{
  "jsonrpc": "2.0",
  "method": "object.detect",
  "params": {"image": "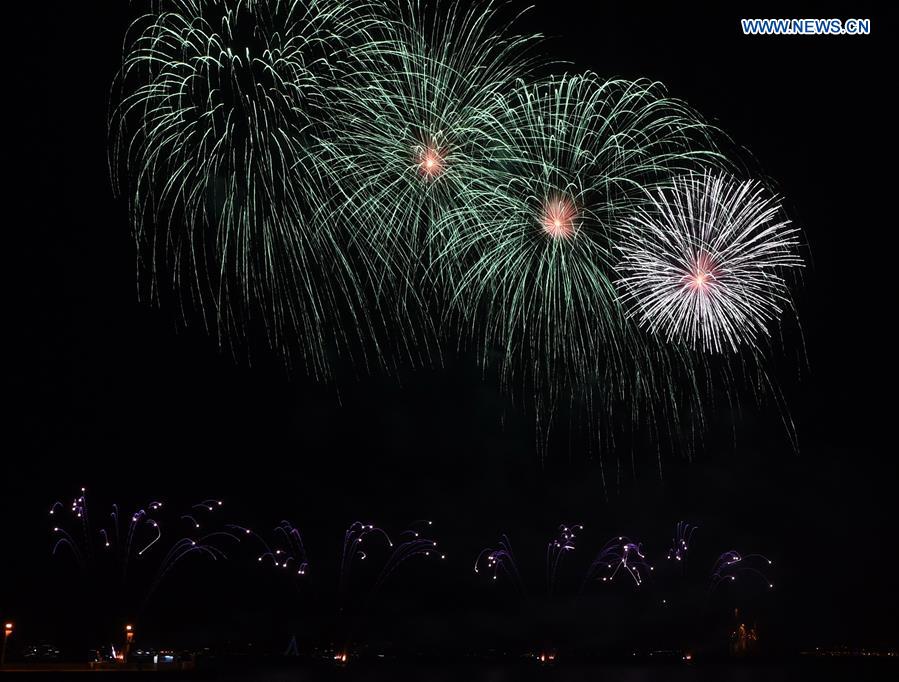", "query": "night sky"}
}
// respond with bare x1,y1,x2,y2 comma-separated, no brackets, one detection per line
5,1,894,658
